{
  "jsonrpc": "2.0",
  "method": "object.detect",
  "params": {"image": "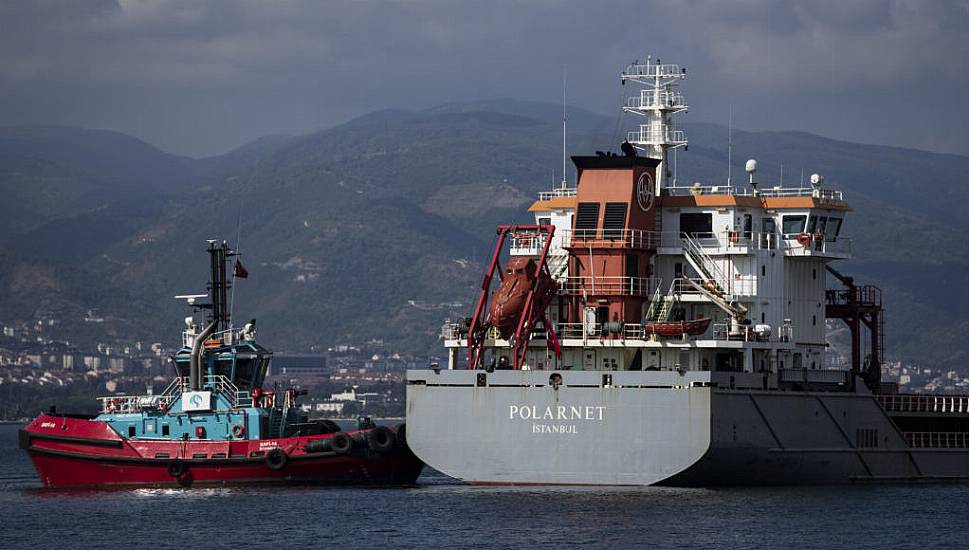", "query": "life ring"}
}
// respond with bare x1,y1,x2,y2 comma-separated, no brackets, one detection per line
366,426,397,454
265,448,288,471
231,424,245,438
329,432,353,455
796,232,811,247
166,459,187,478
